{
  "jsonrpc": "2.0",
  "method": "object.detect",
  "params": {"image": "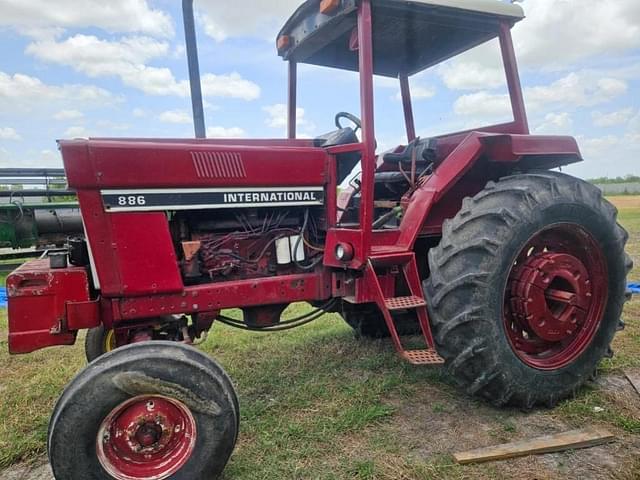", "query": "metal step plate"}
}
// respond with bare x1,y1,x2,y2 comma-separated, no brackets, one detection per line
385,295,426,310
403,349,445,365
